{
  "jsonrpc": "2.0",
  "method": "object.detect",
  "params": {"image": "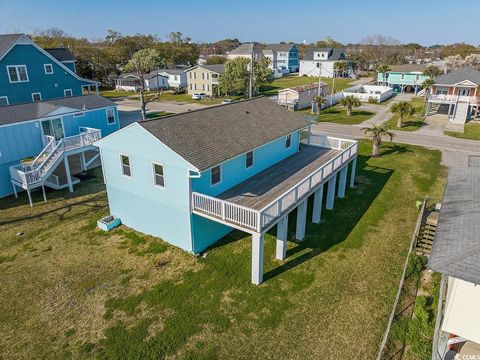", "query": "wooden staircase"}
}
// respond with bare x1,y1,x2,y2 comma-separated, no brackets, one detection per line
415,210,439,256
